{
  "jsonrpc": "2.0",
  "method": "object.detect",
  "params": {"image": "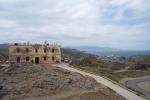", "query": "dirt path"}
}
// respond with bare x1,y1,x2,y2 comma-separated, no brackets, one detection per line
53,64,146,100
